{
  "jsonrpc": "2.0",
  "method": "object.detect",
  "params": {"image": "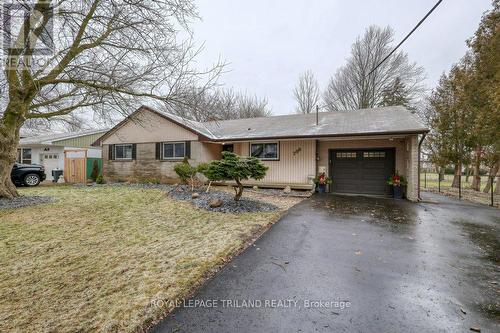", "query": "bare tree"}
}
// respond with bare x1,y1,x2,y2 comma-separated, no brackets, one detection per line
235,93,270,119
0,0,223,198
293,70,320,114
168,88,271,121
323,26,425,111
